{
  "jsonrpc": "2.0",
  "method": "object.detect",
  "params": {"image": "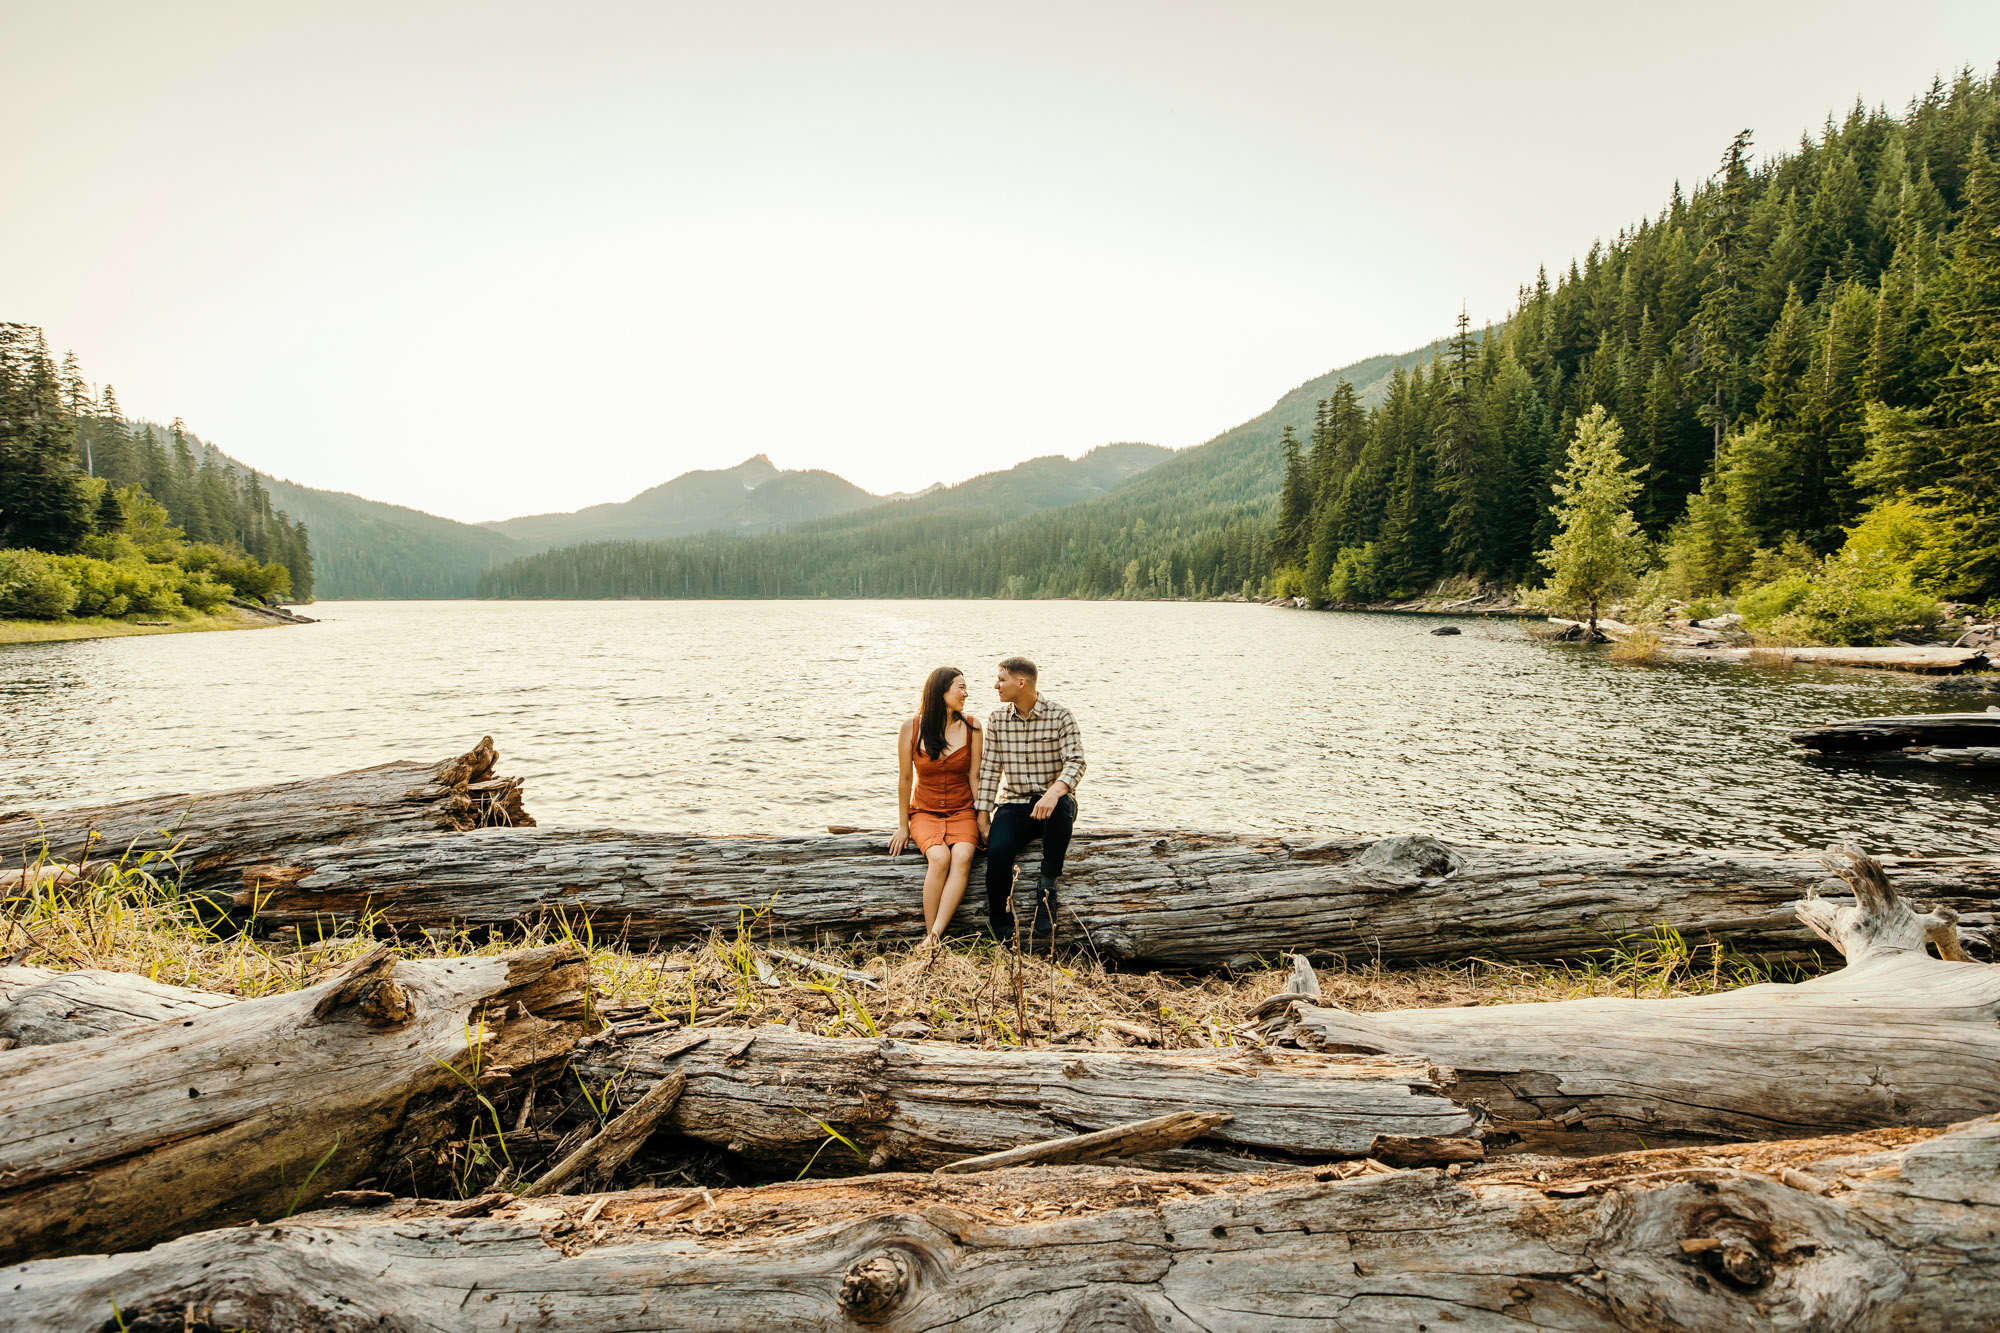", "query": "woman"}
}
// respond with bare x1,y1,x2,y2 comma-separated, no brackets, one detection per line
890,665,983,944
